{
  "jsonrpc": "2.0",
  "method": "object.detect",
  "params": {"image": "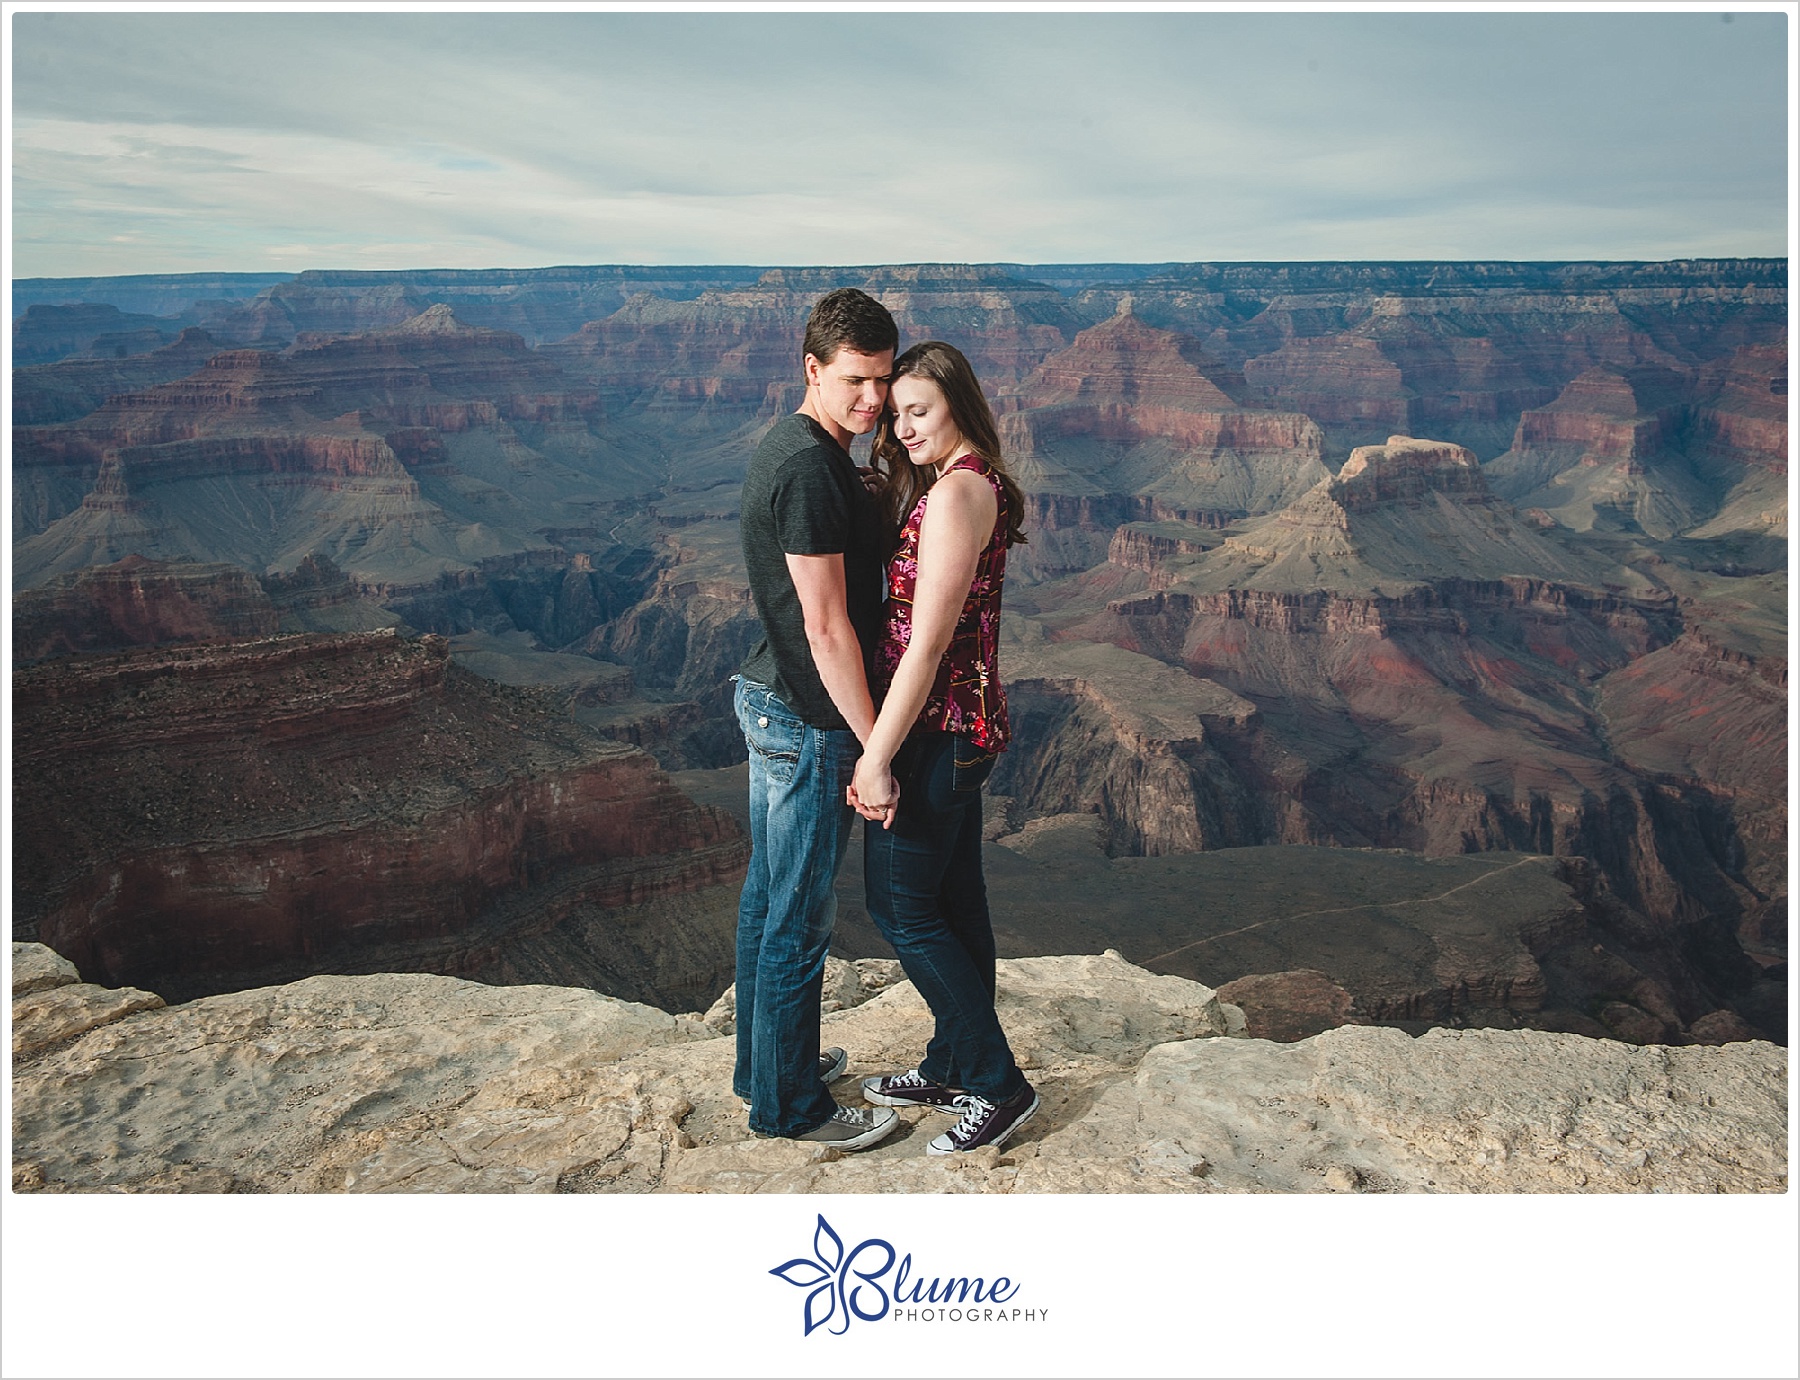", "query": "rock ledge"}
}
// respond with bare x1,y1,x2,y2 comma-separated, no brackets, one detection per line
10,942,1785,1194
